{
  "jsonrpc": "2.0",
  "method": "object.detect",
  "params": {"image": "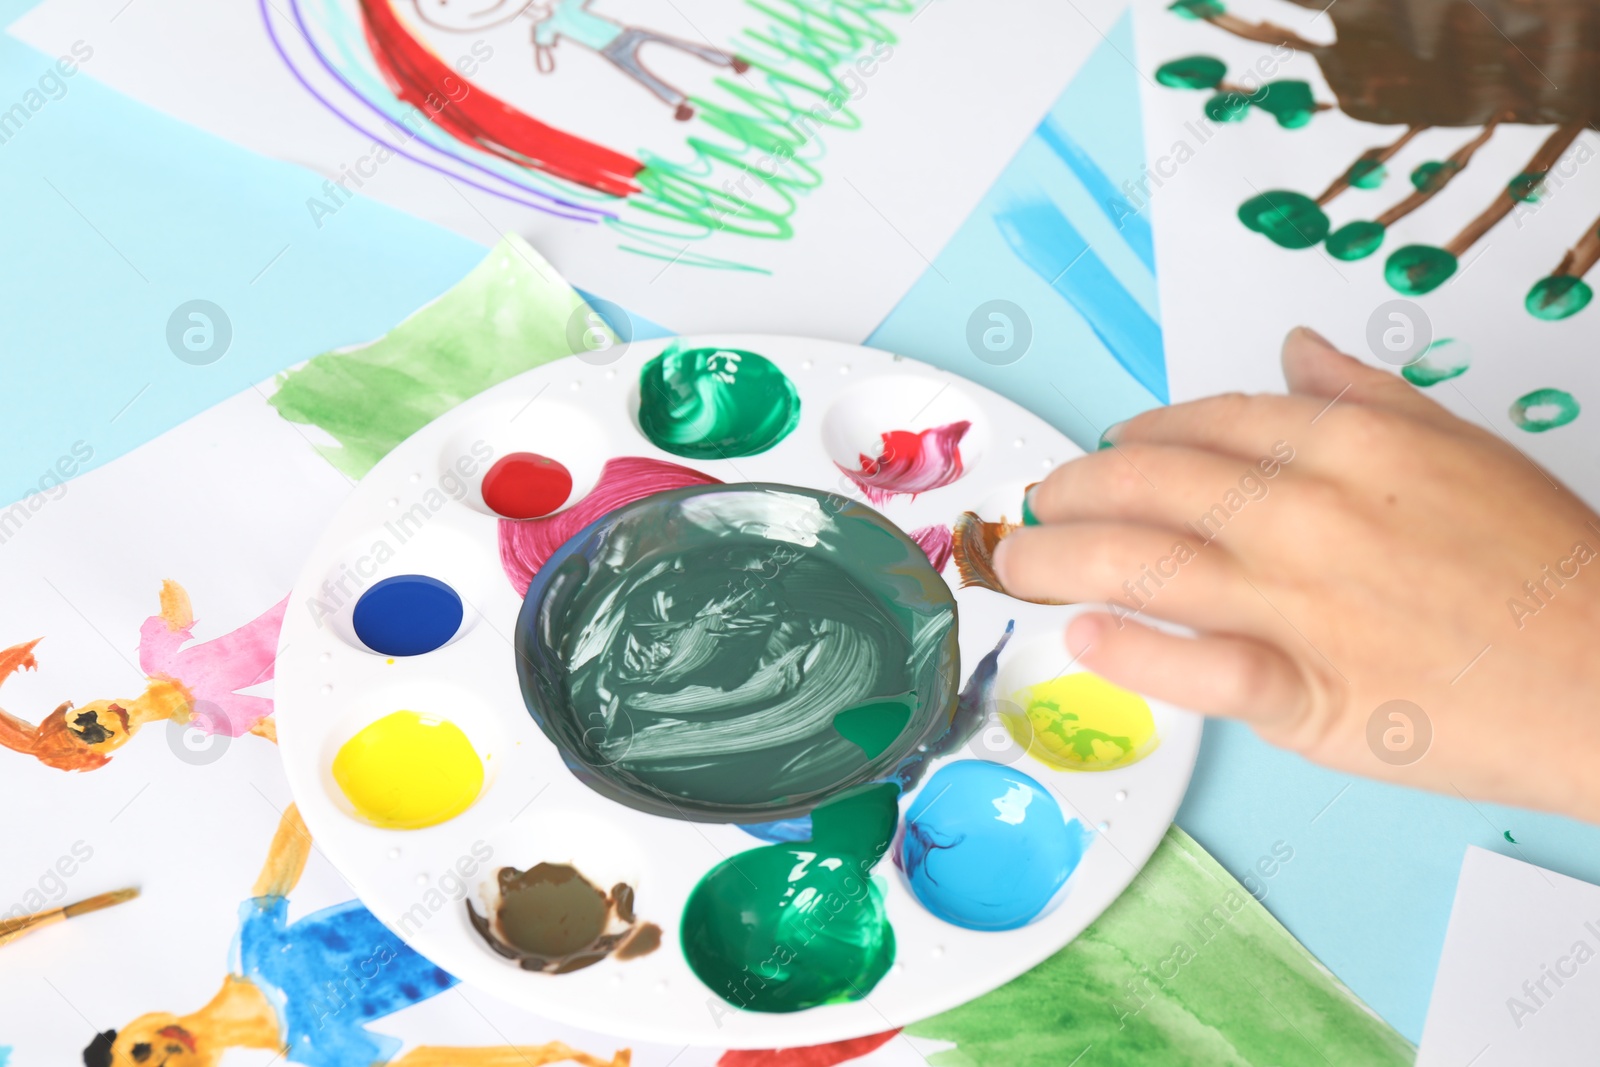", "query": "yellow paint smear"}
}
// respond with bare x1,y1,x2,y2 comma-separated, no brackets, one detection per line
1005,673,1158,772
332,710,484,829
